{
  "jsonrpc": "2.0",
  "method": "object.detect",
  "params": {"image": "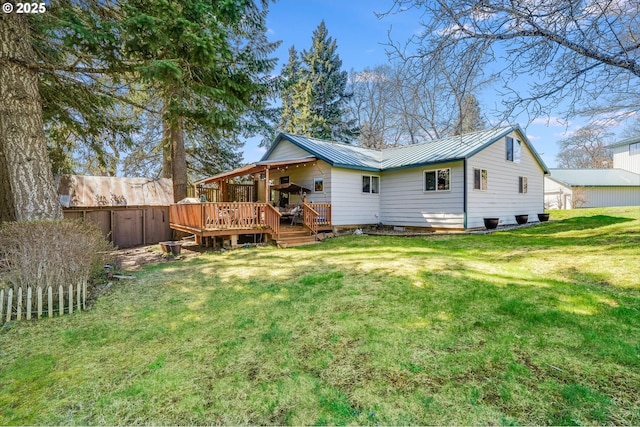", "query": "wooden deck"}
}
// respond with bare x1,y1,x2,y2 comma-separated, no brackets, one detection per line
169,202,332,241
